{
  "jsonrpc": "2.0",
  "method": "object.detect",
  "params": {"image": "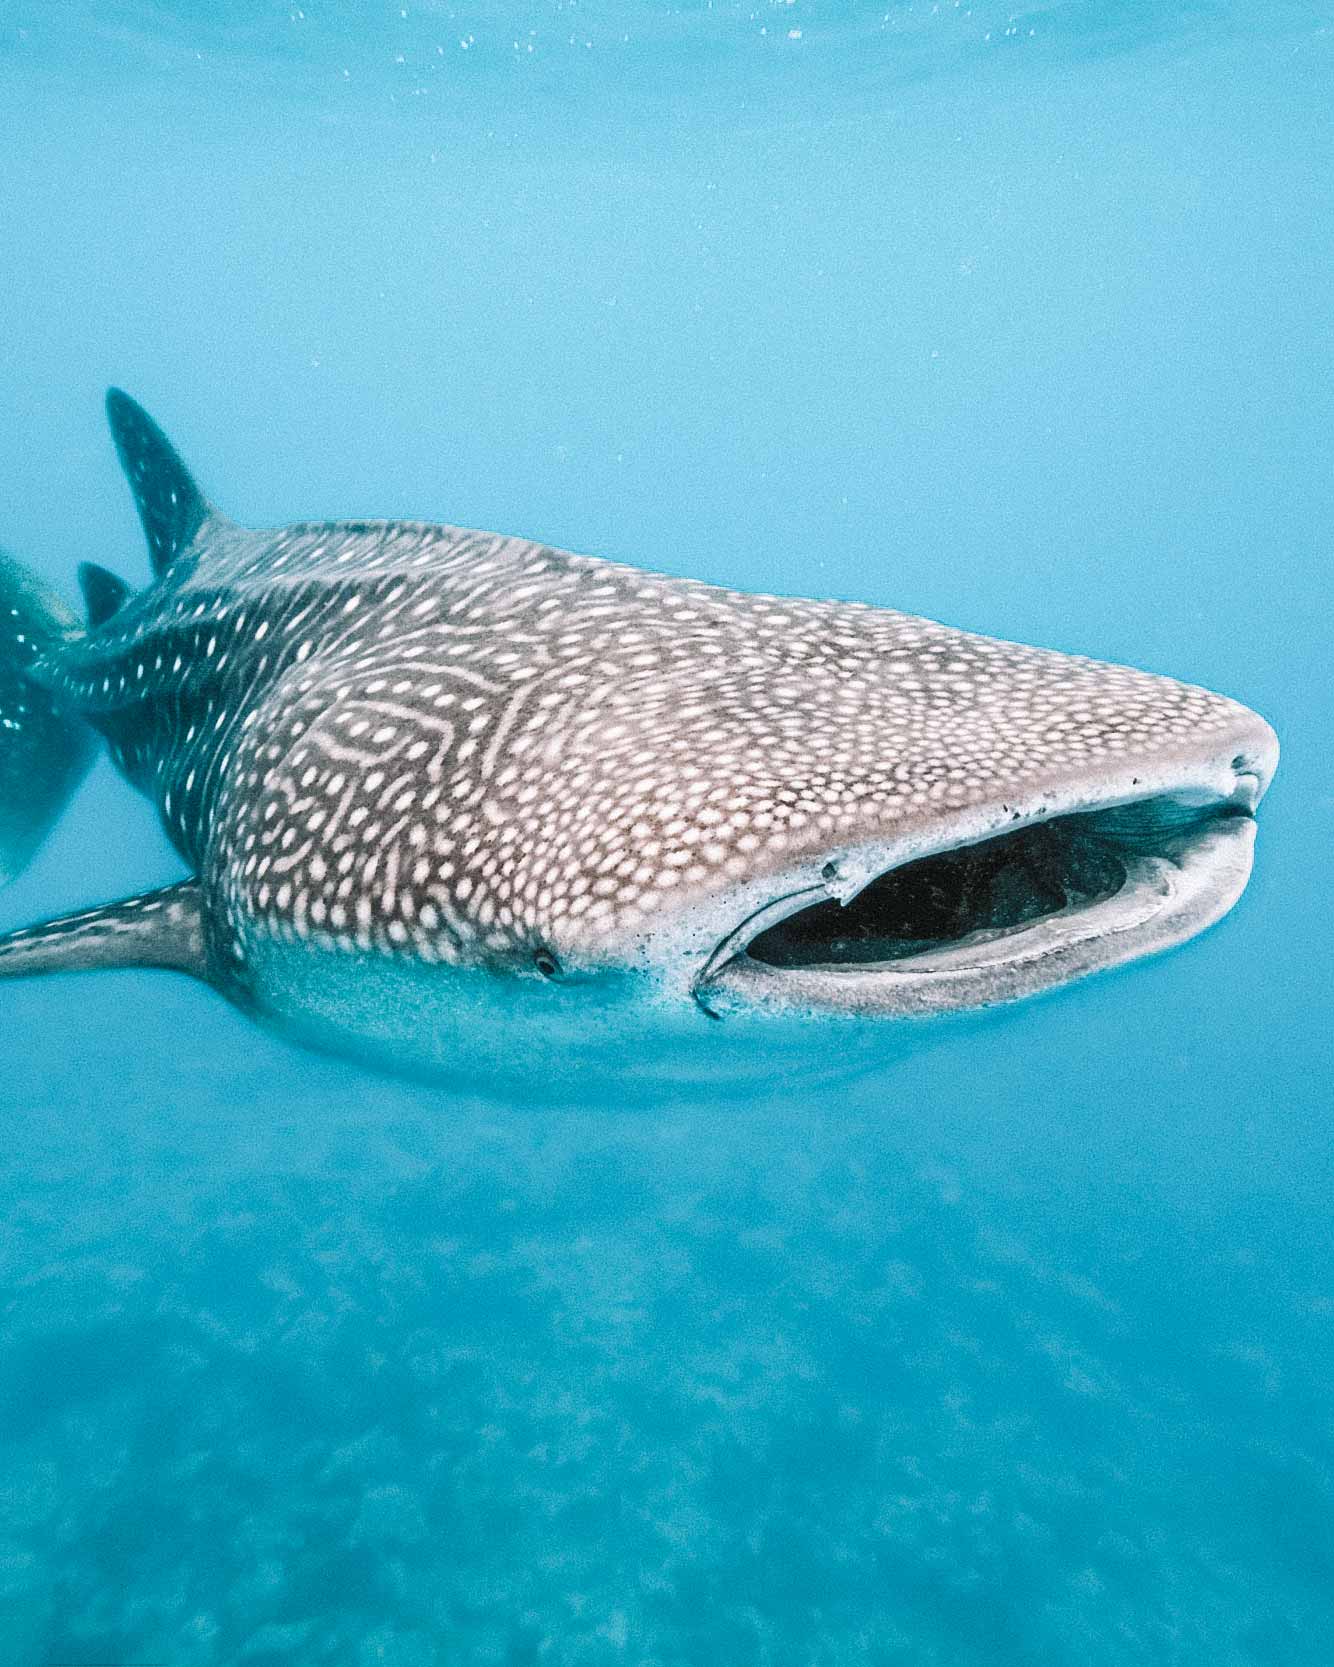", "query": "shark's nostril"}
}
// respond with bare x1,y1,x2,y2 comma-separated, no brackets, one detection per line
1232,755,1249,773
